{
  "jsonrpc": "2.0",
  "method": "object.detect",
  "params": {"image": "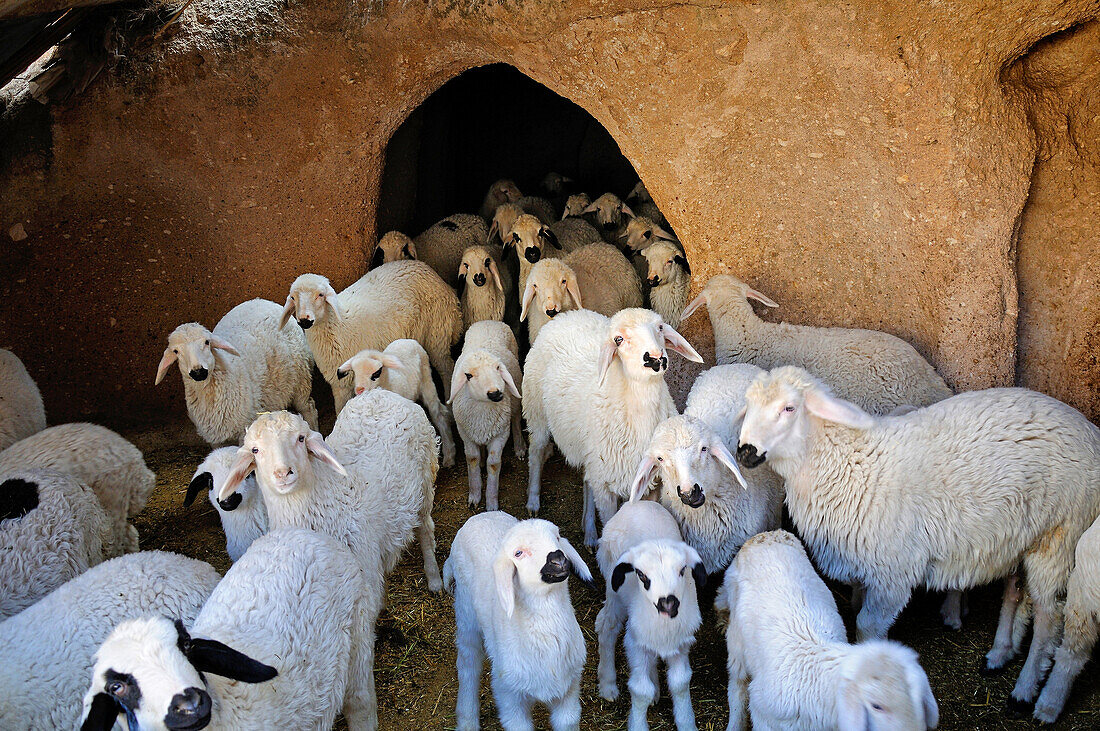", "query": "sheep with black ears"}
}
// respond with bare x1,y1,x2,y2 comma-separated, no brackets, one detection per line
457,244,509,329
641,240,691,329
479,178,523,221
184,446,268,562
0,550,219,730
414,214,491,289
337,339,457,469
156,298,318,445
584,192,634,246
720,530,938,731
450,321,525,511
0,468,109,619
0,422,155,557
736,366,1100,710
523,308,703,547
0,348,45,451
596,500,705,730
505,212,565,293
81,528,363,731
281,262,462,411
681,274,952,415
368,230,417,271
444,512,592,731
